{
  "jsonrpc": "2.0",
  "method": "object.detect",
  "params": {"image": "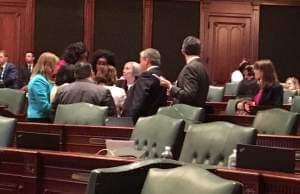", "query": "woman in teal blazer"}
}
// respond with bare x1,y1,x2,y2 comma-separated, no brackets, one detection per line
27,52,59,122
